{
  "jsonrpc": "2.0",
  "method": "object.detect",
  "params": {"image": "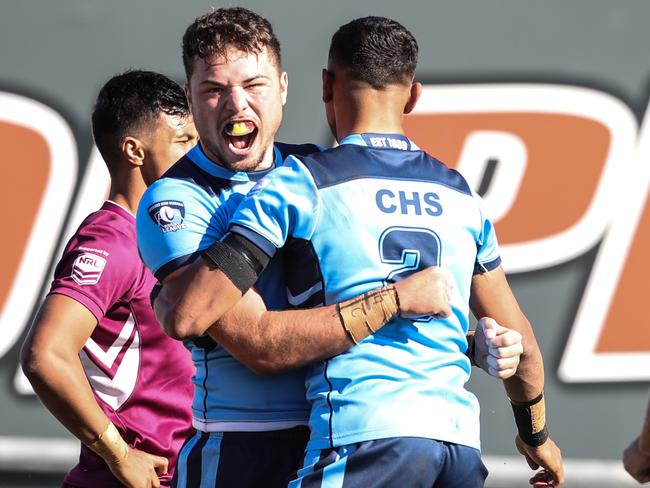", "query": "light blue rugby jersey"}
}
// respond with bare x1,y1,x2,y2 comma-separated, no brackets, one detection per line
136,142,322,429
228,133,501,450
